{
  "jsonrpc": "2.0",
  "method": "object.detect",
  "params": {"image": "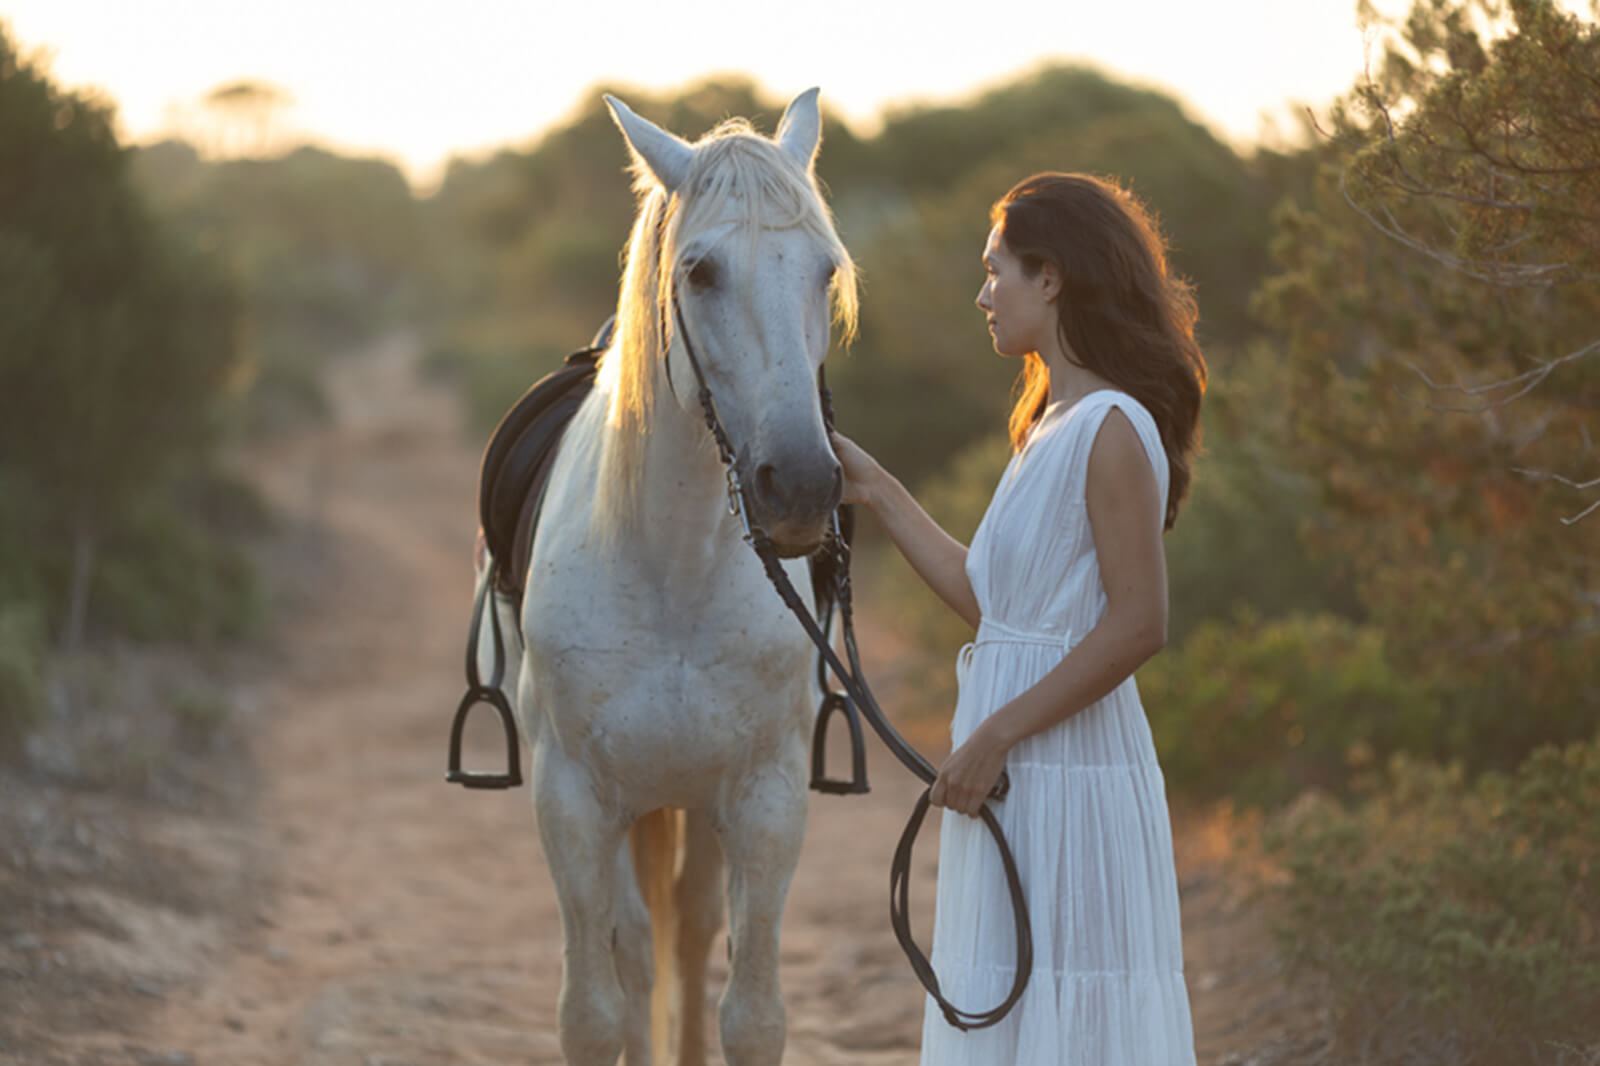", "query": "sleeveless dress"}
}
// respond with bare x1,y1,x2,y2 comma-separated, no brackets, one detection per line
918,390,1196,1066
